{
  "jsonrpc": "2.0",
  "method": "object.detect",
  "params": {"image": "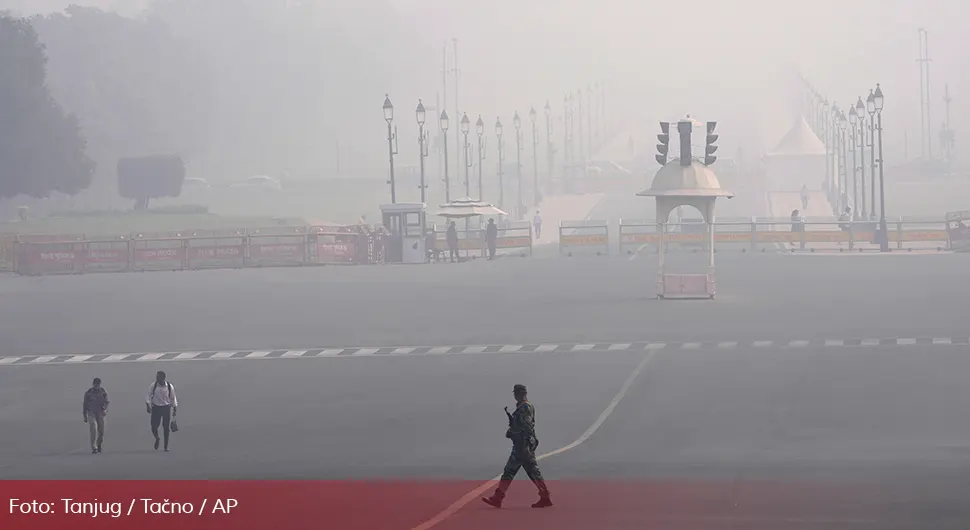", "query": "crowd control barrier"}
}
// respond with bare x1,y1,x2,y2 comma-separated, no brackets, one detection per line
10,225,390,276
496,222,533,256
559,220,609,256
617,218,952,253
